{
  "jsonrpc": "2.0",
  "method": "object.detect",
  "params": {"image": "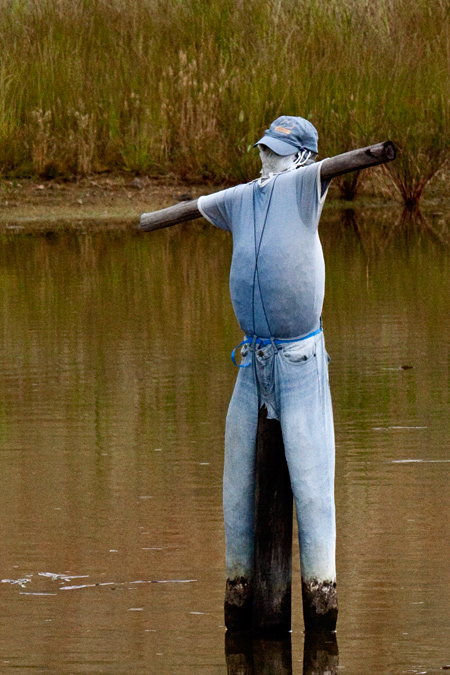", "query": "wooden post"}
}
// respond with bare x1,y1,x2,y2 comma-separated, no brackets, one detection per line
139,141,396,232
253,406,293,635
